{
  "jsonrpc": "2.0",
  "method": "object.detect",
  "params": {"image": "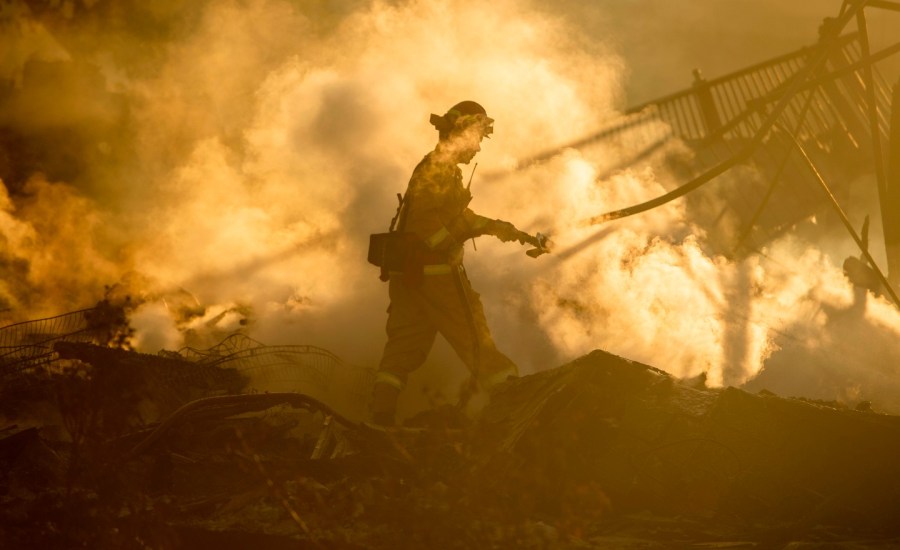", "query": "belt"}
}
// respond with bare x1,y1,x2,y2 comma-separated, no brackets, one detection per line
424,263,453,275
389,263,462,277
420,250,449,264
